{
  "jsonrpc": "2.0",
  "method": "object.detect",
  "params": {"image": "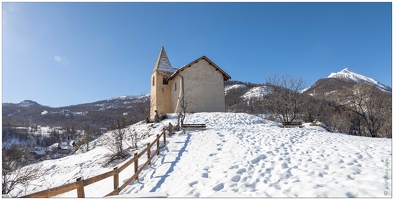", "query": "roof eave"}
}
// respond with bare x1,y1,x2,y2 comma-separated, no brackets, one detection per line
168,55,231,81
